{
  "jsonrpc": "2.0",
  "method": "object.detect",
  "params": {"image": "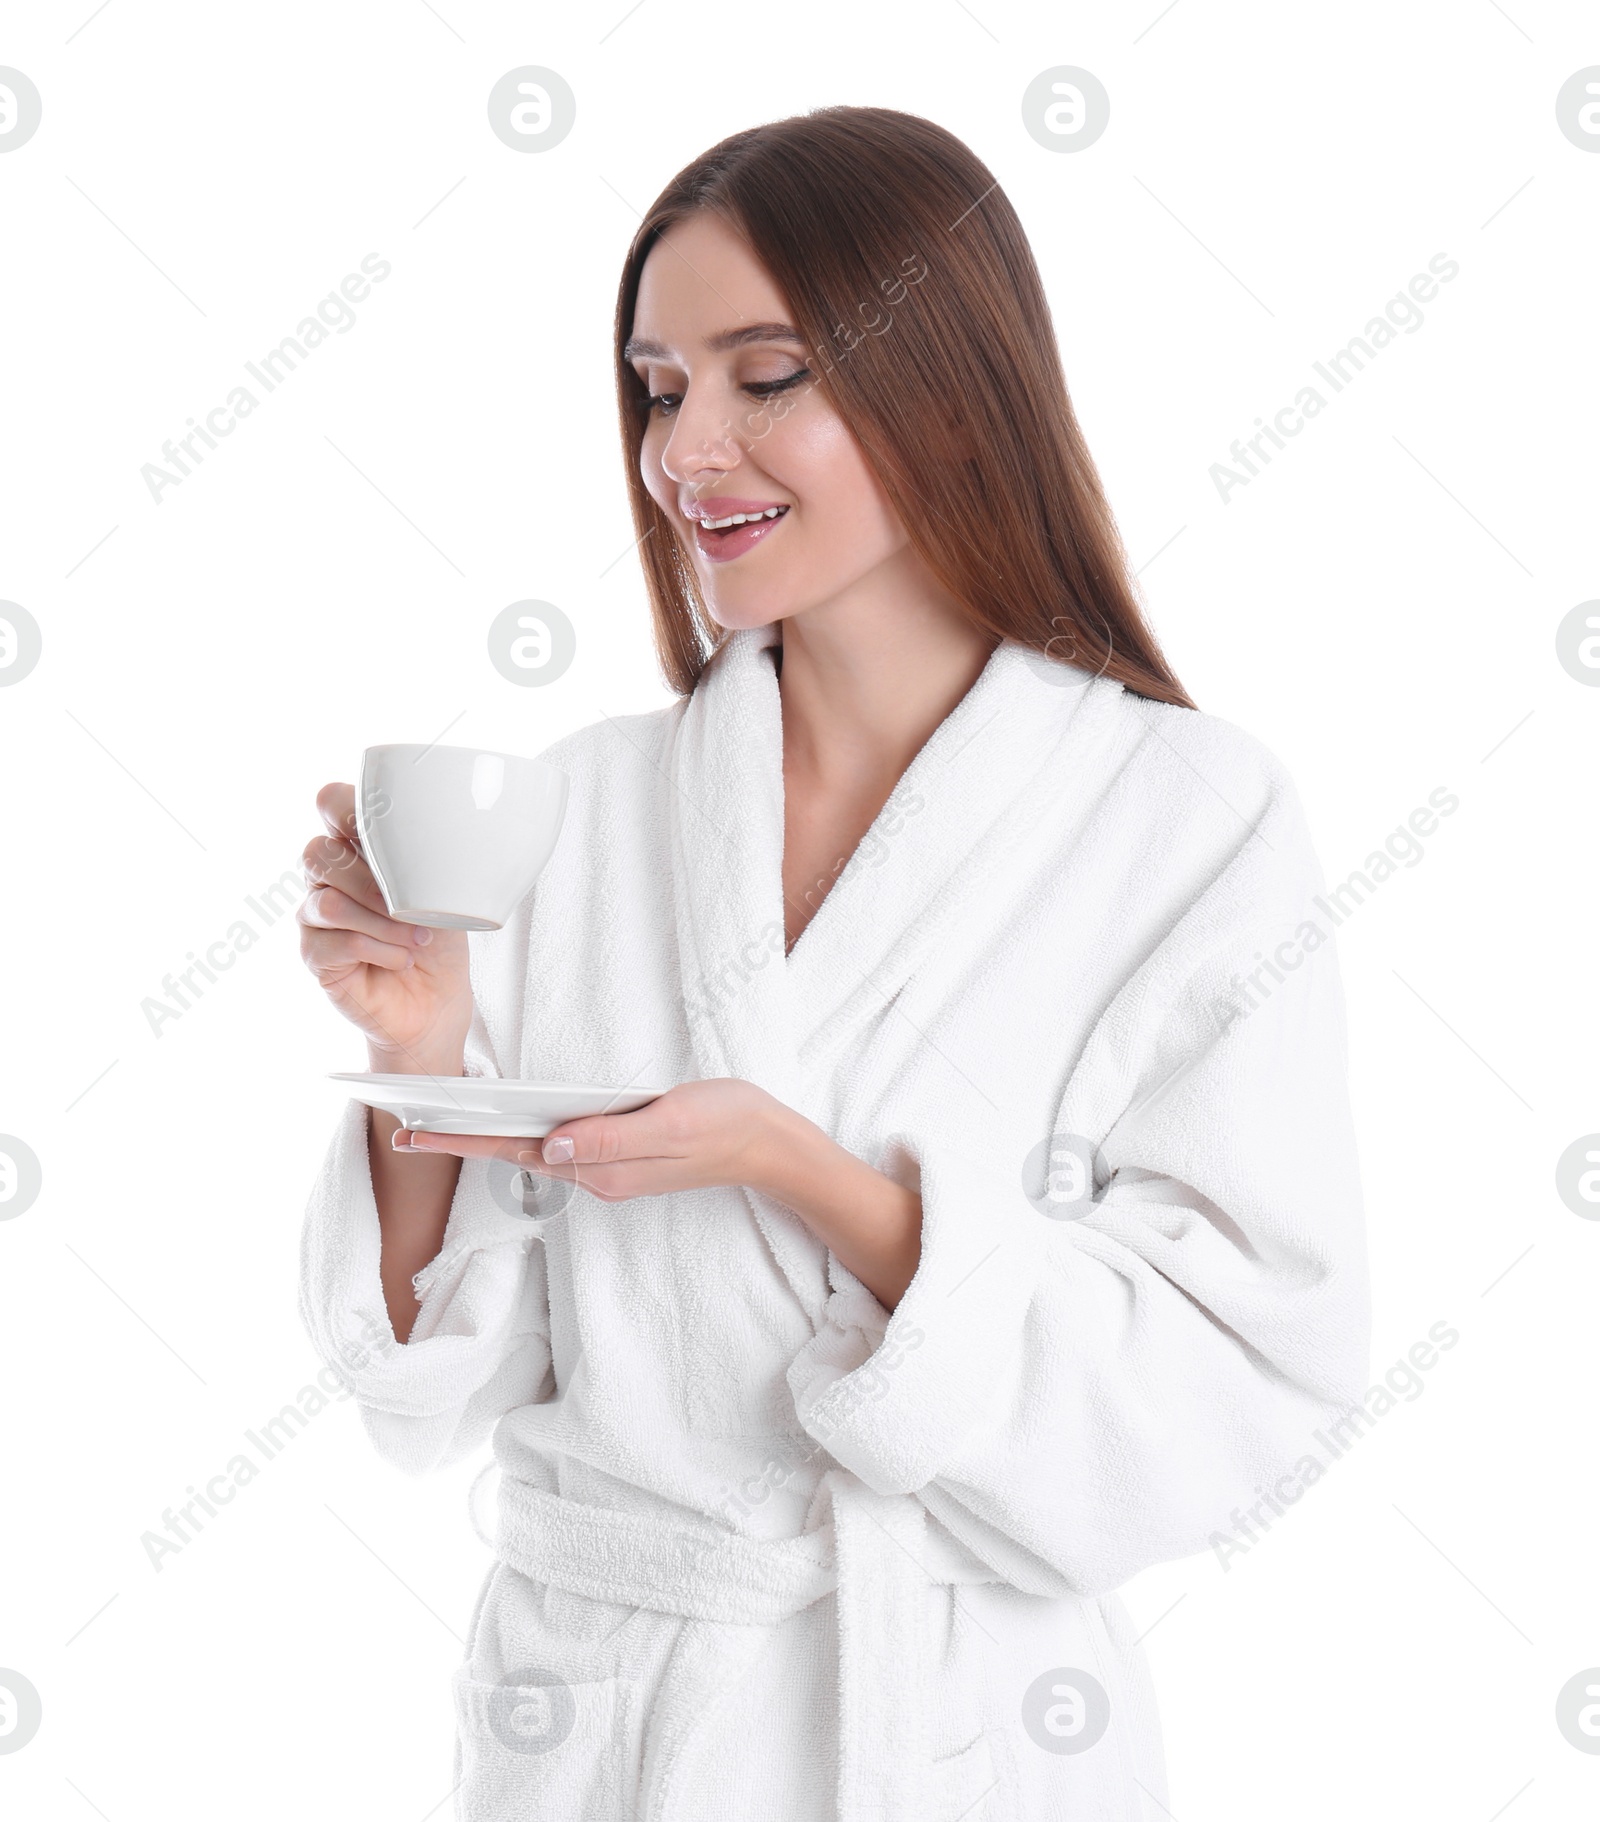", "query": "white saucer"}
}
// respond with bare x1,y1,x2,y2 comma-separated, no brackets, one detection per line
329,1072,672,1138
